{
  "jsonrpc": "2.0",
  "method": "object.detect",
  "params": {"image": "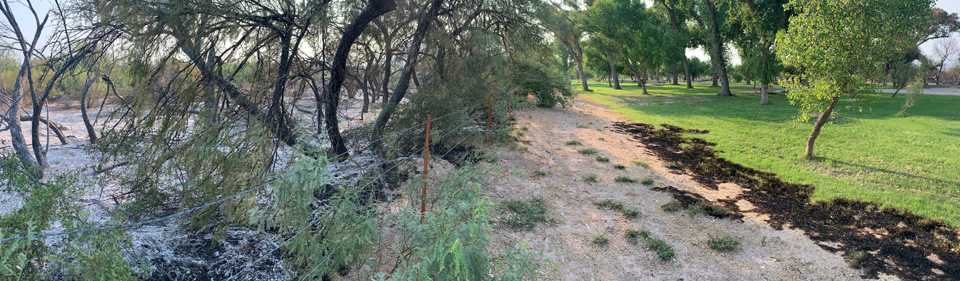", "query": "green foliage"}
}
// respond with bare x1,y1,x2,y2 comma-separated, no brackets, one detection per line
614,176,636,183
687,202,731,217
582,174,599,182
533,170,548,177
578,148,598,155
613,164,625,170
707,234,742,252
388,166,538,280
508,60,575,108
640,178,654,185
624,229,642,244
662,200,683,212
593,234,609,245
502,197,550,229
776,0,933,121
621,208,640,219
844,250,867,268
632,160,650,168
565,140,582,145
595,156,610,162
645,237,676,261
593,199,624,211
